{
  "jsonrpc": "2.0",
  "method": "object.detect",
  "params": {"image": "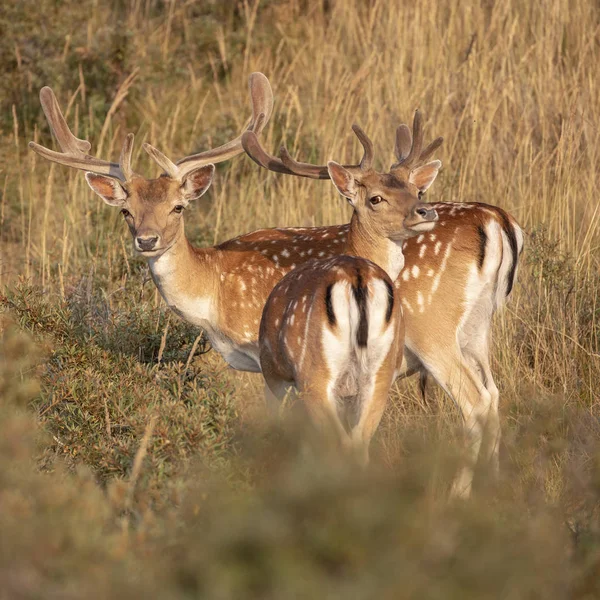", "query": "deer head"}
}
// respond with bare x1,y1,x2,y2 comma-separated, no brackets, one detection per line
241,110,442,243
29,73,273,257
